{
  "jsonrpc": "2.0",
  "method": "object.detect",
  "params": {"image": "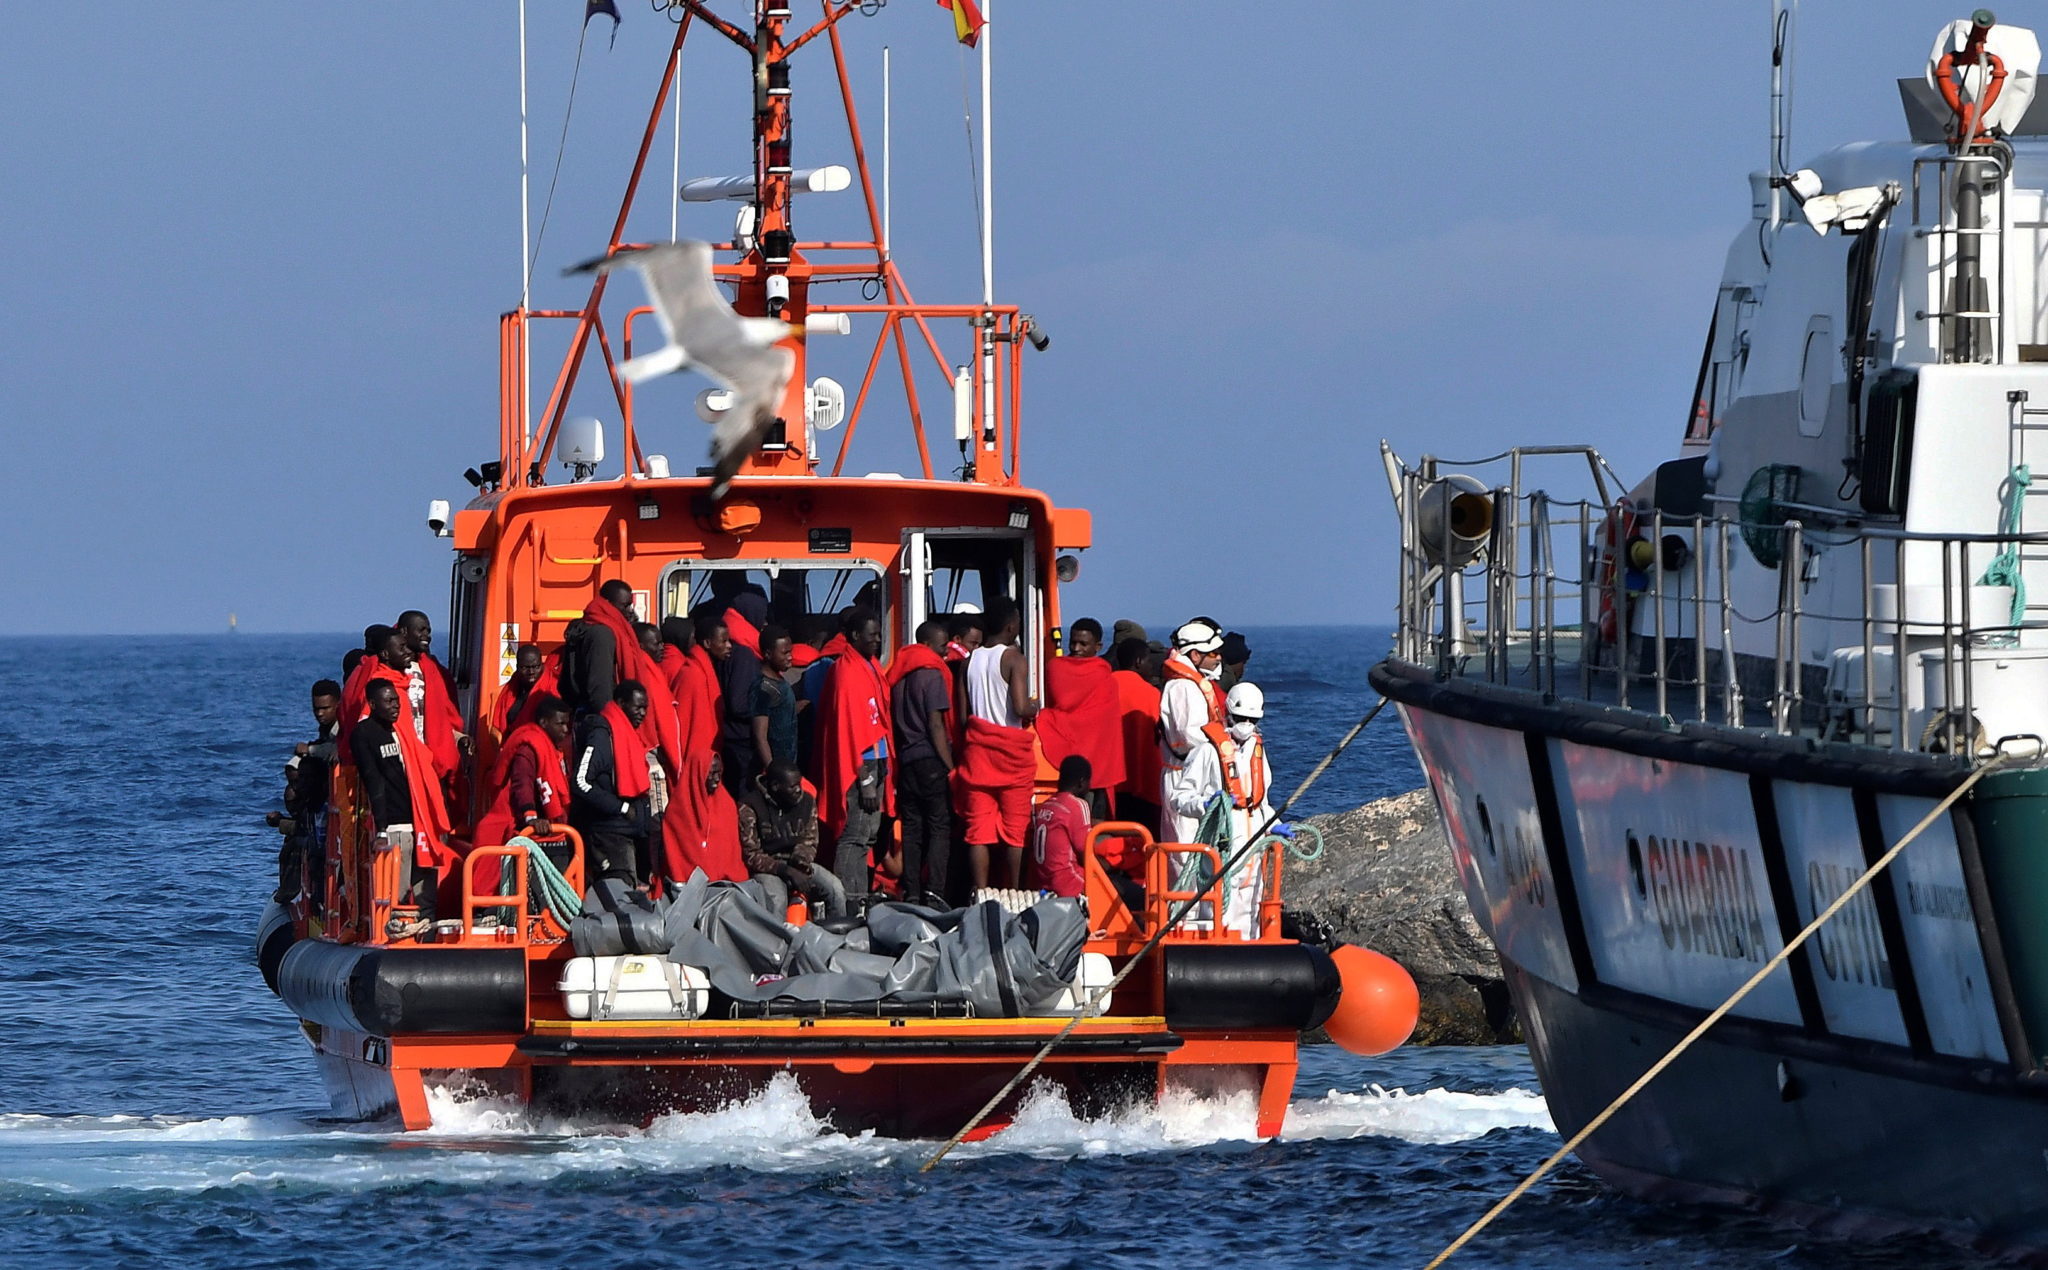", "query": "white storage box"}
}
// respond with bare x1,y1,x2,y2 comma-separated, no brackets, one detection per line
559,955,711,1021
1047,952,1115,1015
